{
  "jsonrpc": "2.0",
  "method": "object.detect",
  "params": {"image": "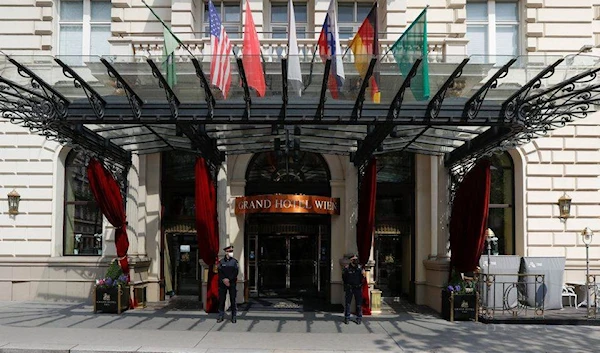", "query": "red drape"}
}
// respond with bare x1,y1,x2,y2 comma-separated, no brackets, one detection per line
449,159,492,274
195,157,220,313
87,159,129,273
356,158,377,316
